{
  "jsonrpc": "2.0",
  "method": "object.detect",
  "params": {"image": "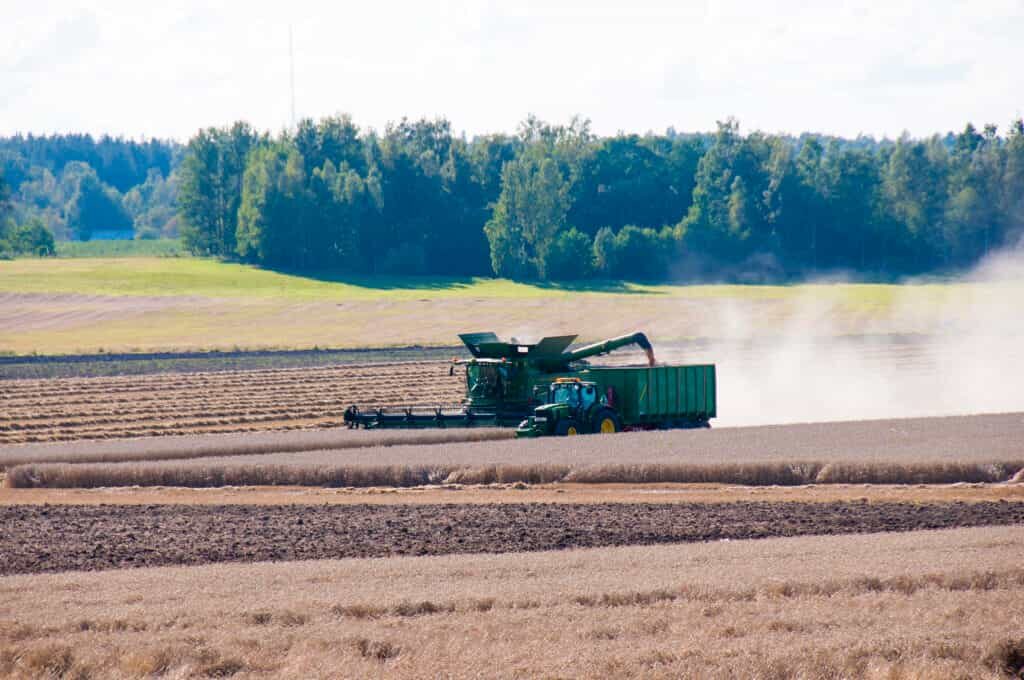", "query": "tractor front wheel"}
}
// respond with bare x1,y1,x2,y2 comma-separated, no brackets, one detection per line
593,408,623,434
556,420,580,436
